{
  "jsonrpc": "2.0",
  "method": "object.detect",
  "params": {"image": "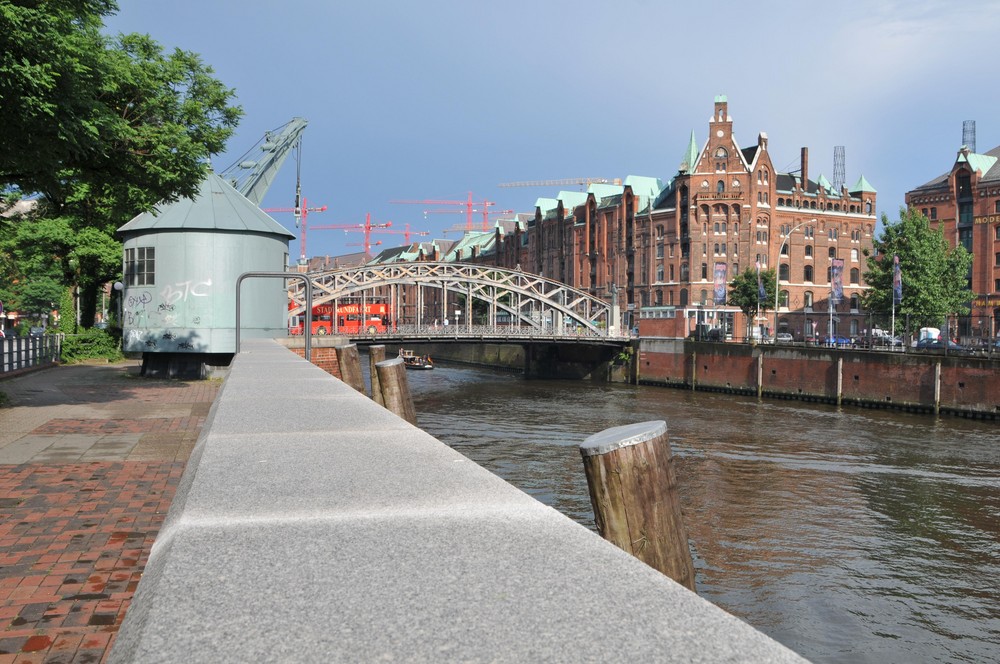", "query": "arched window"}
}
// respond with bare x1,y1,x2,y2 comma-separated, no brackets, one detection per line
804,265,814,282
850,268,860,284
779,263,790,281
679,288,688,306
732,262,739,275
865,201,872,214
850,293,859,311
811,201,817,209
717,180,725,194
701,263,708,280
656,265,664,282
805,244,813,257
656,225,664,239
829,247,837,258
680,263,689,281
715,147,728,158
780,290,789,307
804,291,814,309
